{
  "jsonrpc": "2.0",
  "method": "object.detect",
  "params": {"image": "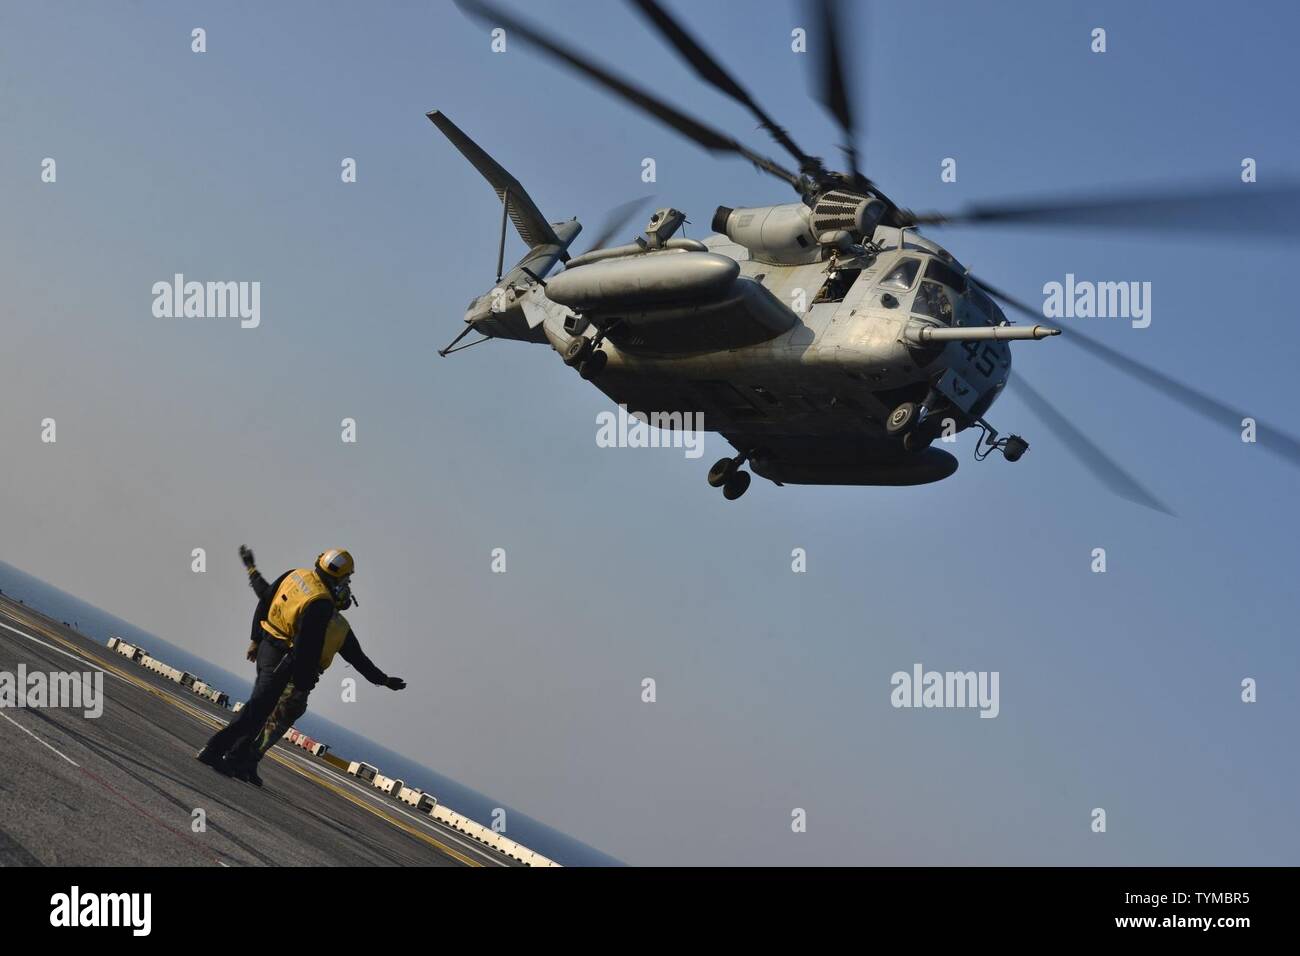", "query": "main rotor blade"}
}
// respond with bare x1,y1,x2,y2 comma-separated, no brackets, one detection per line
582,195,656,254
628,0,818,174
454,0,801,190
1004,374,1174,516
908,182,1300,236
975,276,1300,469
808,0,862,178
967,276,1039,322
